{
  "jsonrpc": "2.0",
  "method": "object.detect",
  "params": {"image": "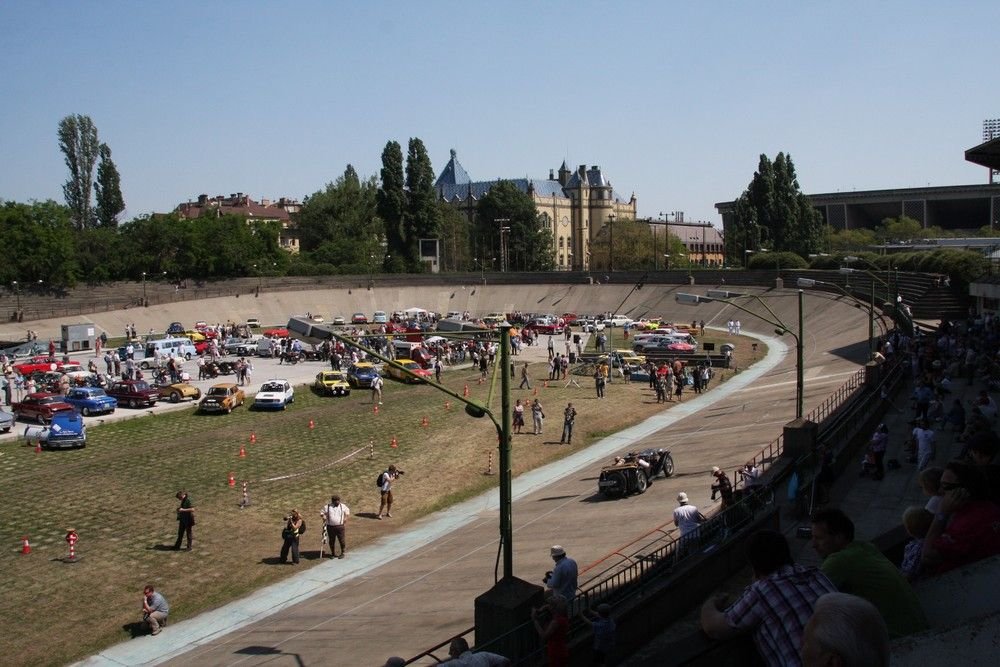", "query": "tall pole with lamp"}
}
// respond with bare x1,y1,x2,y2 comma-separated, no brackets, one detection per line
677,289,804,418
607,213,616,273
